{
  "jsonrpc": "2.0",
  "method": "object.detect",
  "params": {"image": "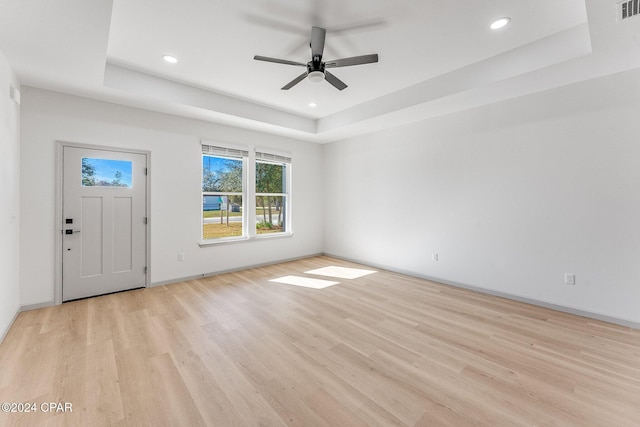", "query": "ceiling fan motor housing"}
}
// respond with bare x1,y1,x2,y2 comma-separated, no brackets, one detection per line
307,59,325,82
307,59,325,74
